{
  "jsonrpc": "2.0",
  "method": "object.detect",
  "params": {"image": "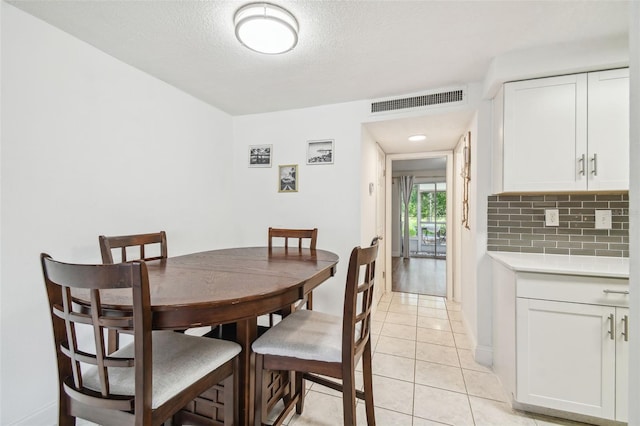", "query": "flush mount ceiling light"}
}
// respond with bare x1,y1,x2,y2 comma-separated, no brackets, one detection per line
234,3,299,55
408,134,427,142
